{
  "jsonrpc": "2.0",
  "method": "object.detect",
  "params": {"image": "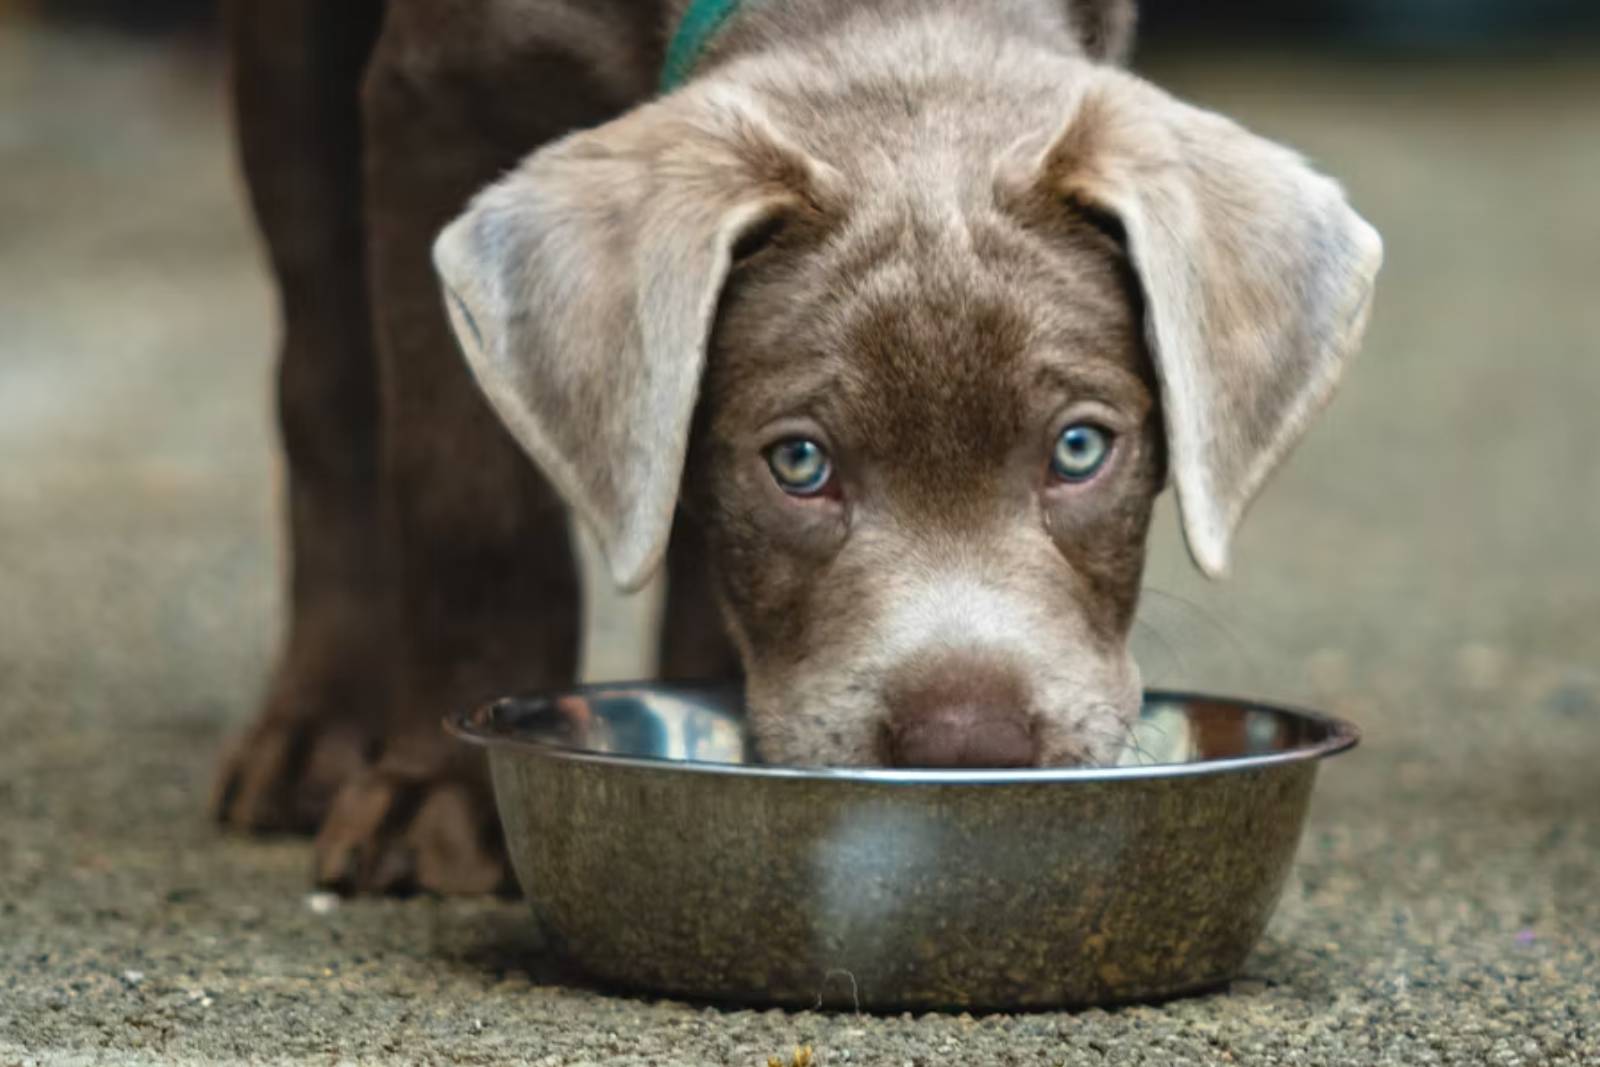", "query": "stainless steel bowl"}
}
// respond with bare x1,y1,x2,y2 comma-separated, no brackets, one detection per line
448,684,1357,1011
